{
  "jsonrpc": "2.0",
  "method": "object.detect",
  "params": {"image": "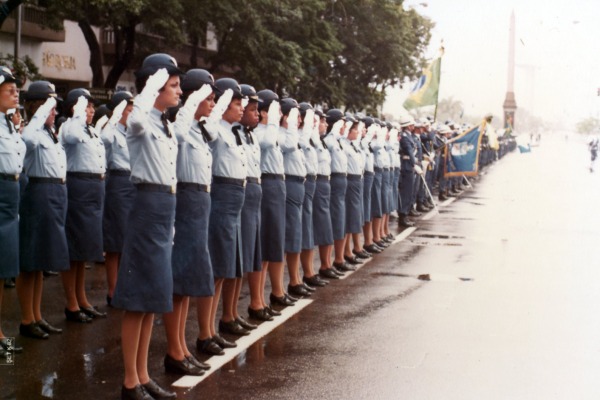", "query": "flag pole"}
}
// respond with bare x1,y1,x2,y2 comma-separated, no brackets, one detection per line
433,41,444,122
